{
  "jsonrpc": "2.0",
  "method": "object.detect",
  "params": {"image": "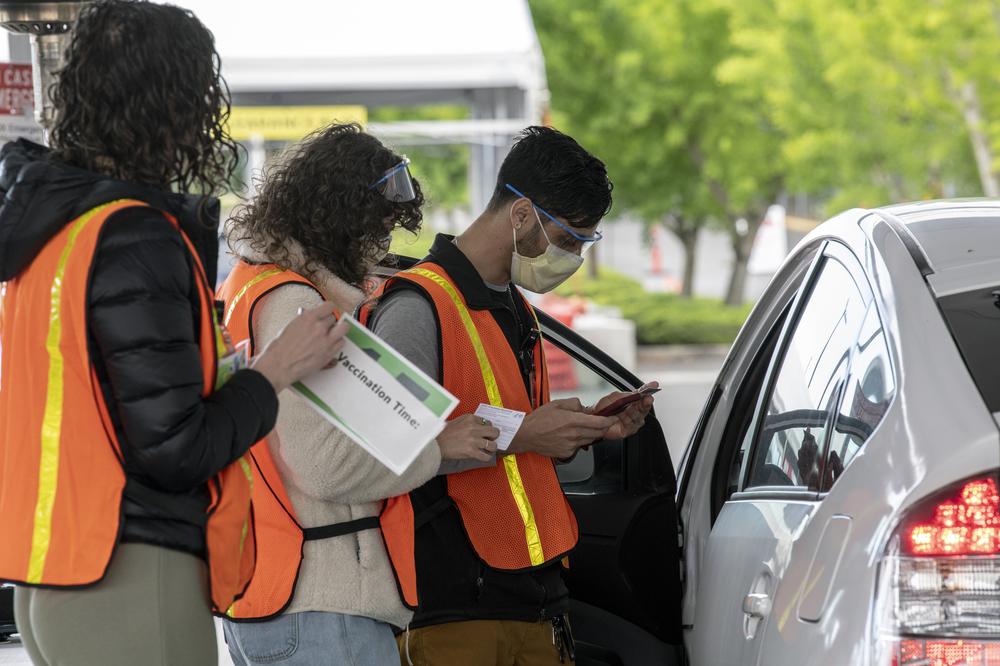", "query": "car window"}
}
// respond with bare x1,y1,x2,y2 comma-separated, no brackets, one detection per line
745,257,870,491
937,283,1000,413
822,300,894,490
716,306,791,511
549,342,623,493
